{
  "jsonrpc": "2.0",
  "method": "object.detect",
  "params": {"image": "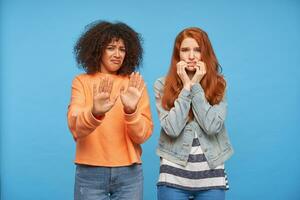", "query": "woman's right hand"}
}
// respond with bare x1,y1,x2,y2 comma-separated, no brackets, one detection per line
92,76,118,117
176,61,191,91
